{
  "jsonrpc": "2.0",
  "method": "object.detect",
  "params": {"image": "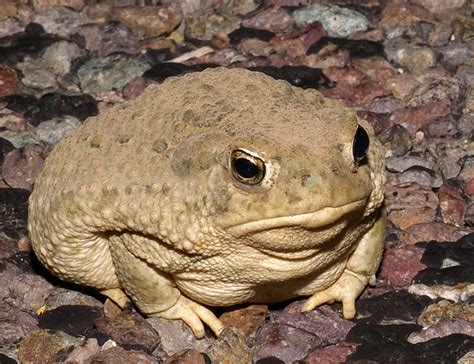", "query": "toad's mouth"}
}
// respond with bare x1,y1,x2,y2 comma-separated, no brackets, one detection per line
225,199,366,238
